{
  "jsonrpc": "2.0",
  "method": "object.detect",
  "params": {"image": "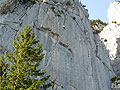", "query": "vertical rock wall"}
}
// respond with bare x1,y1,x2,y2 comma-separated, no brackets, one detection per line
0,0,115,90
100,1,120,76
